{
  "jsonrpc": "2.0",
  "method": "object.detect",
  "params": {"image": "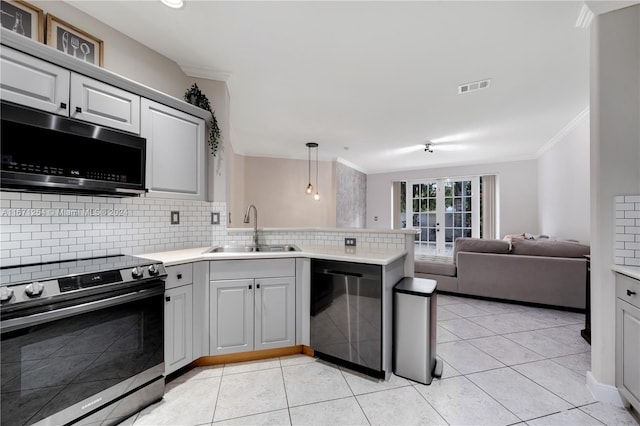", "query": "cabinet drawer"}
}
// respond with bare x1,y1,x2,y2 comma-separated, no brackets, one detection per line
165,264,194,289
210,259,295,280
617,274,640,309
